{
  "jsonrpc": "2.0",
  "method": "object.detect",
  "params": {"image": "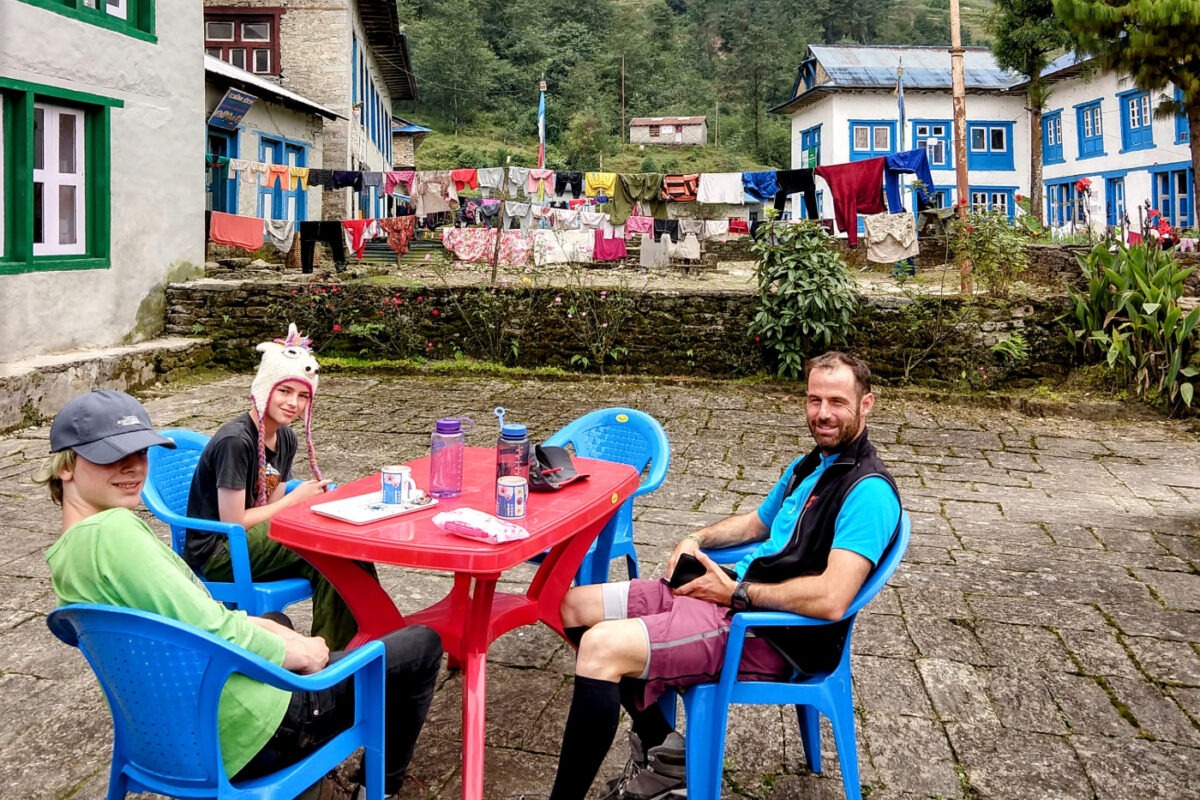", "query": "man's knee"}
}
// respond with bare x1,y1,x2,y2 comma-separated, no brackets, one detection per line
576,621,645,681
382,625,443,677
